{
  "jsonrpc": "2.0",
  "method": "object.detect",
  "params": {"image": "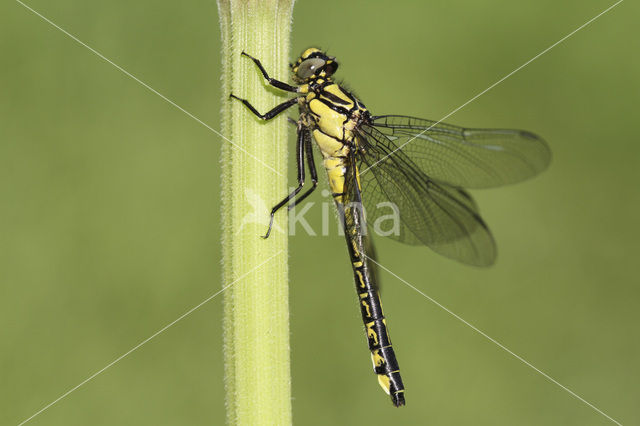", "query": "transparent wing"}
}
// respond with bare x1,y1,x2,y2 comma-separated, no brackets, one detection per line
354,126,496,266
370,115,551,189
